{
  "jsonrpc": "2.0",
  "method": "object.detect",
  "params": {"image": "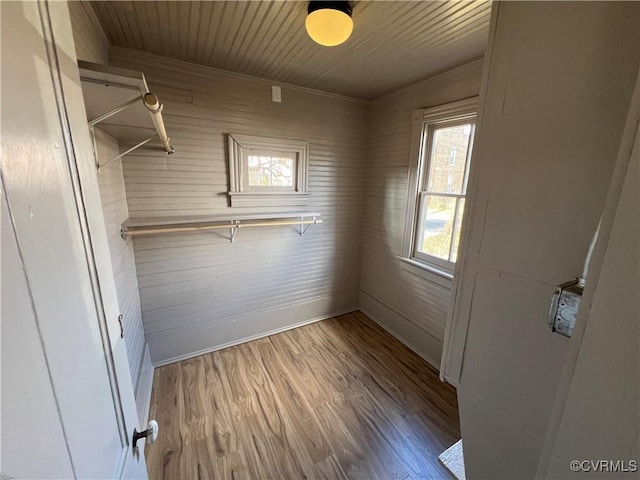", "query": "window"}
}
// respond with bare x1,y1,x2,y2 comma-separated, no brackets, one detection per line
402,97,478,275
245,151,296,190
228,133,309,208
